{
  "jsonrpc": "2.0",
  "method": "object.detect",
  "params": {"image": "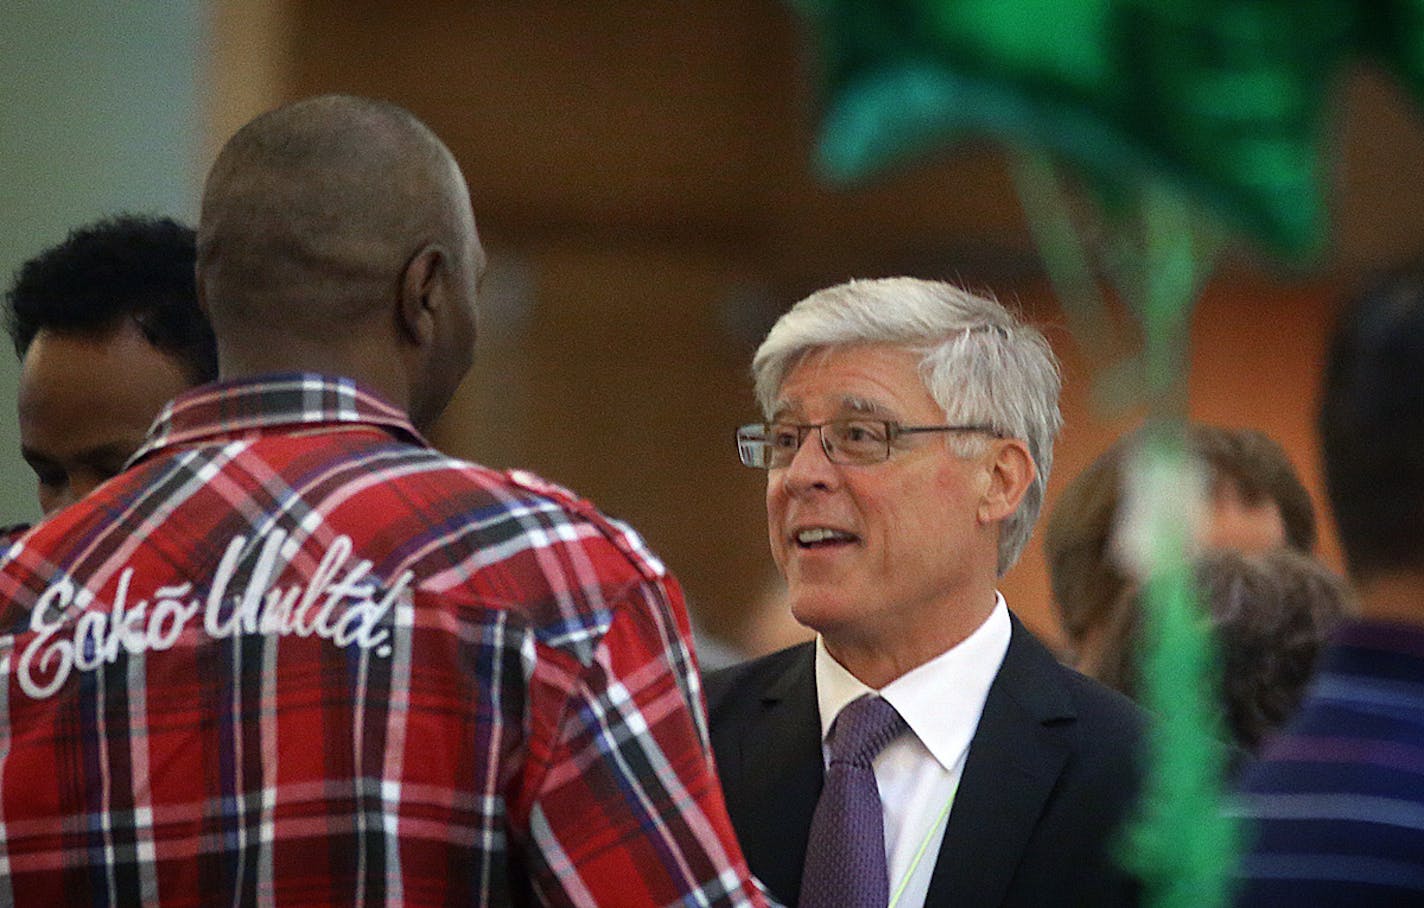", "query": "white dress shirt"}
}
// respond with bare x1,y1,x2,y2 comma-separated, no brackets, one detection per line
814,595,1011,908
